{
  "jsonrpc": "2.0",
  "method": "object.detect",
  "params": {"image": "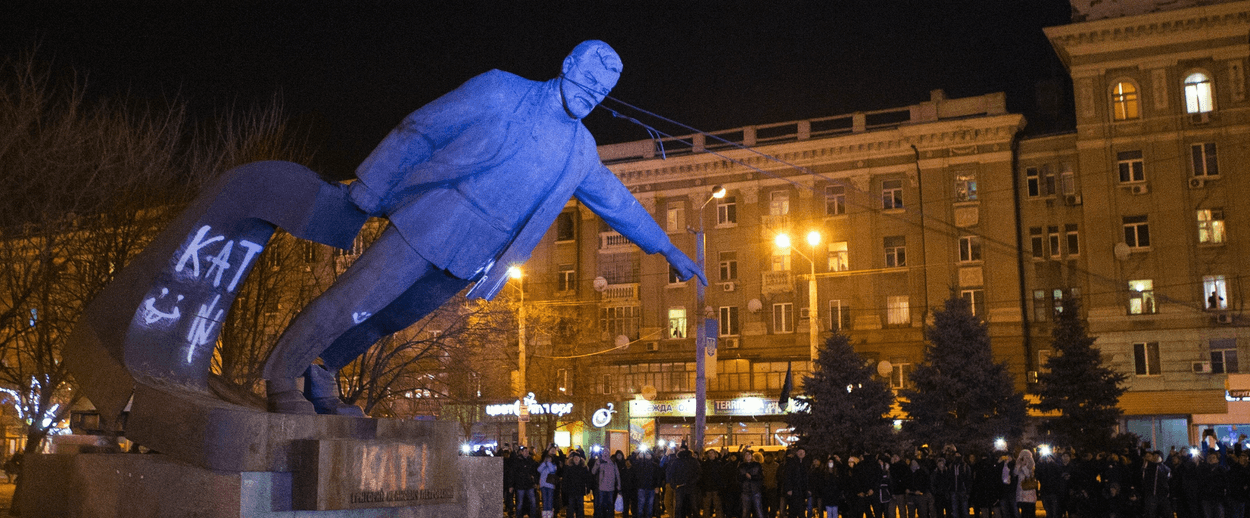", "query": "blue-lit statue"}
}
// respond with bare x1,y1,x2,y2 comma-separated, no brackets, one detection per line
263,40,706,414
